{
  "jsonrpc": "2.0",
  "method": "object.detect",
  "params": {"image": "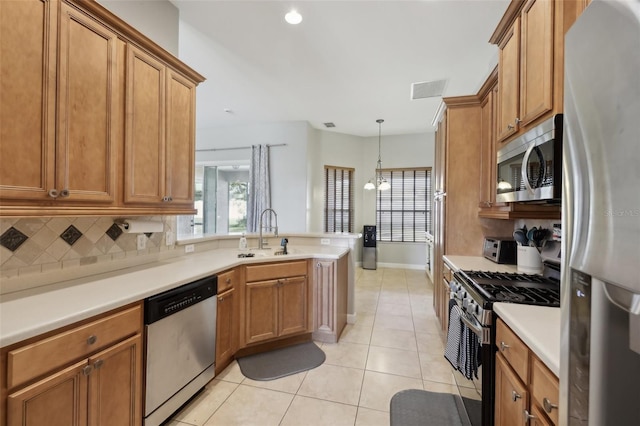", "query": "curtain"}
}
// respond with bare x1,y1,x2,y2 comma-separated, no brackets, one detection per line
247,145,271,232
